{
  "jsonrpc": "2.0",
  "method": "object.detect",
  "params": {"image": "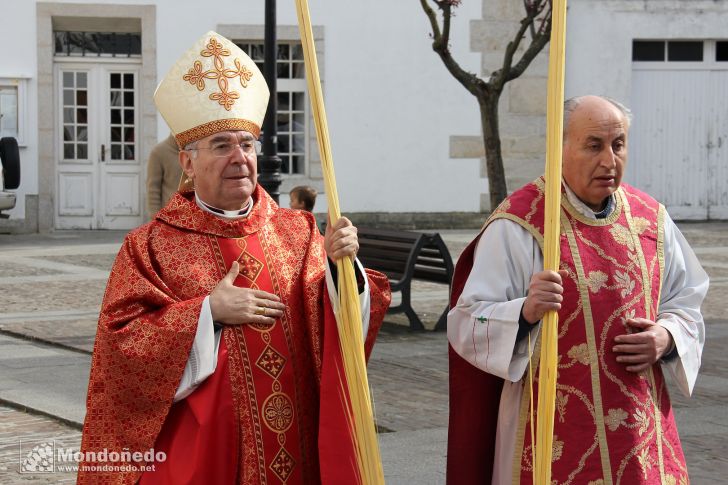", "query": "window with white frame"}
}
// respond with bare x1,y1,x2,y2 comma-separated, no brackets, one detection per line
54,31,142,58
633,39,728,64
236,41,307,175
0,78,27,144
0,86,18,139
